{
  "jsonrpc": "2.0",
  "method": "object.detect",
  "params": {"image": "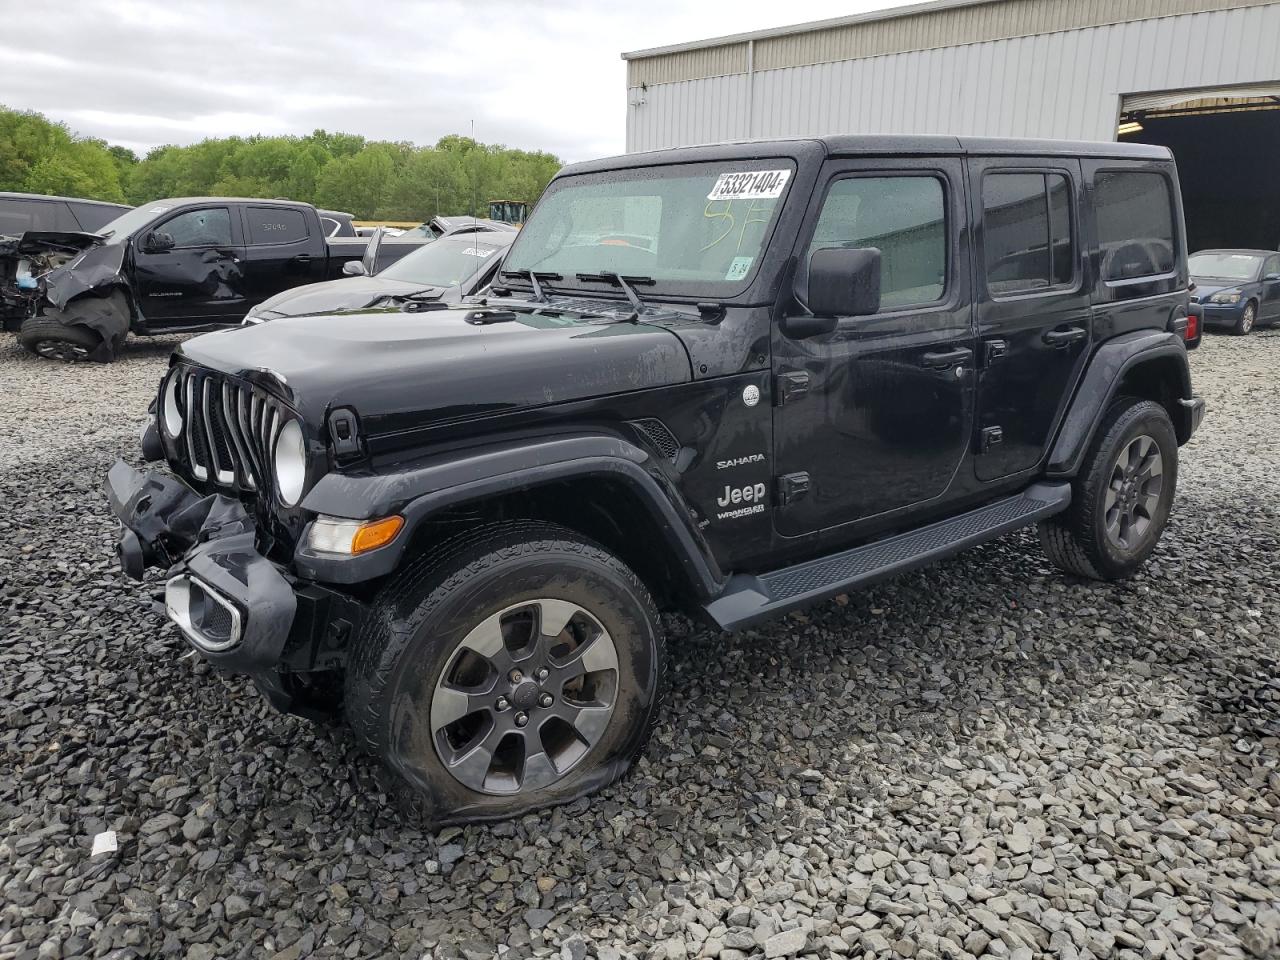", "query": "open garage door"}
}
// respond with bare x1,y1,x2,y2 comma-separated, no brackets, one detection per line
1119,84,1280,253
